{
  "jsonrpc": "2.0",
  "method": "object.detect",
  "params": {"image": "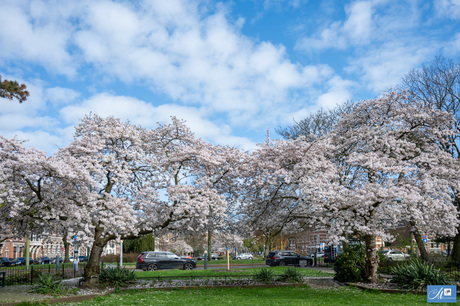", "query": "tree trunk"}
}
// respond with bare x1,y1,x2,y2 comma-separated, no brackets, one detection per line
207,228,212,261
363,234,379,283
83,226,107,287
62,231,70,263
410,222,429,261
